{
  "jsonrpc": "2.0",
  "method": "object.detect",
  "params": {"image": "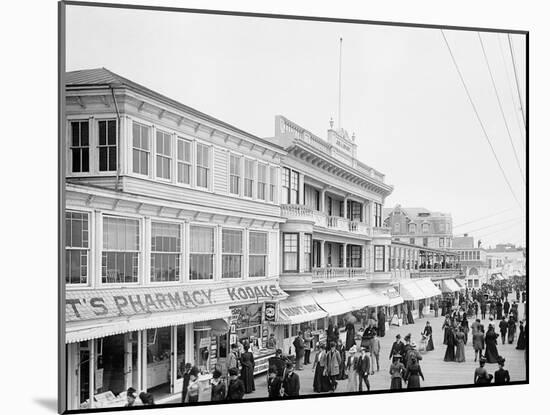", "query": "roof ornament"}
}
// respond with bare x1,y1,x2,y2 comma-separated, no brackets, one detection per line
329,117,334,129
352,132,356,142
